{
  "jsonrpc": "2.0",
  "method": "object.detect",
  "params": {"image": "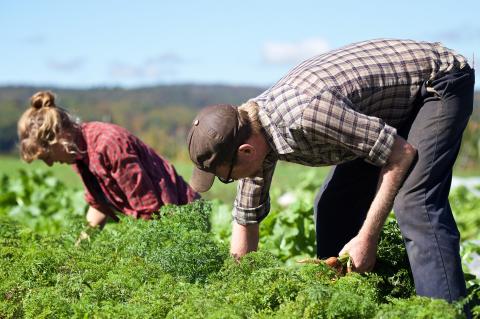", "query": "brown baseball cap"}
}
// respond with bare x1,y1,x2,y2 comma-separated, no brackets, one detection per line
187,104,250,192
